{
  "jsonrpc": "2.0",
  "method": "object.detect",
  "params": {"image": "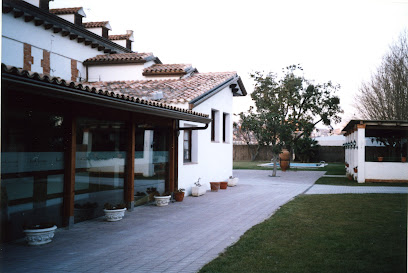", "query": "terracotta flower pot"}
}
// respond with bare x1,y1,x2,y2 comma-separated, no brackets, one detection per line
402,157,407,163
220,182,228,189
378,157,384,162
174,192,185,202
353,167,358,173
210,182,220,192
